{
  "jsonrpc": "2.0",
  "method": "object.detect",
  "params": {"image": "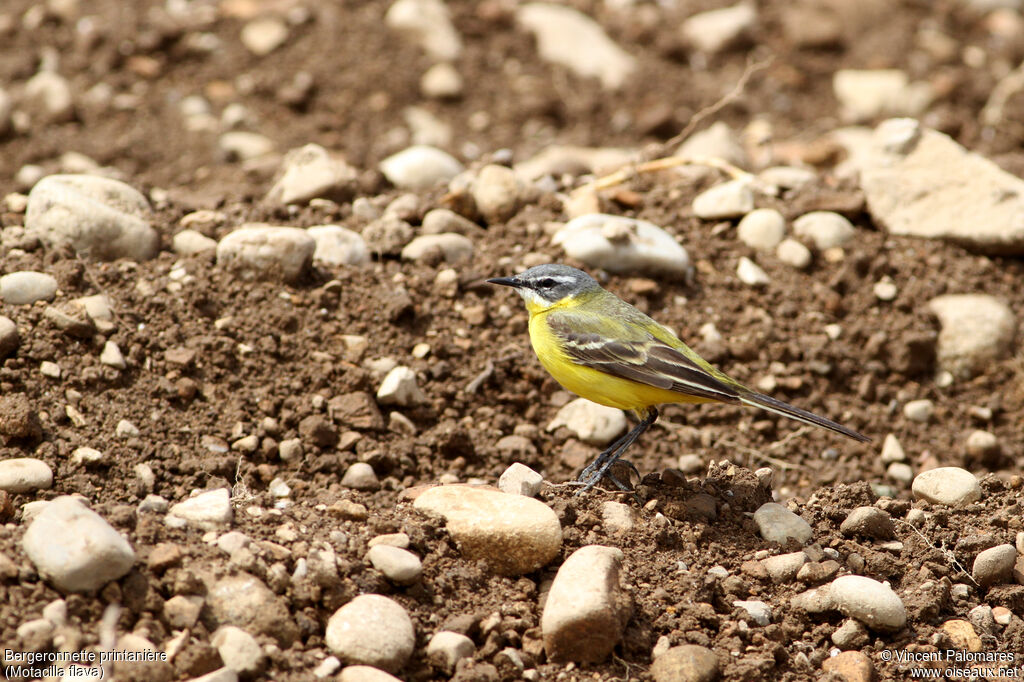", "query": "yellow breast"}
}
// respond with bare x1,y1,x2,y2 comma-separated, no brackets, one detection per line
528,310,706,412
